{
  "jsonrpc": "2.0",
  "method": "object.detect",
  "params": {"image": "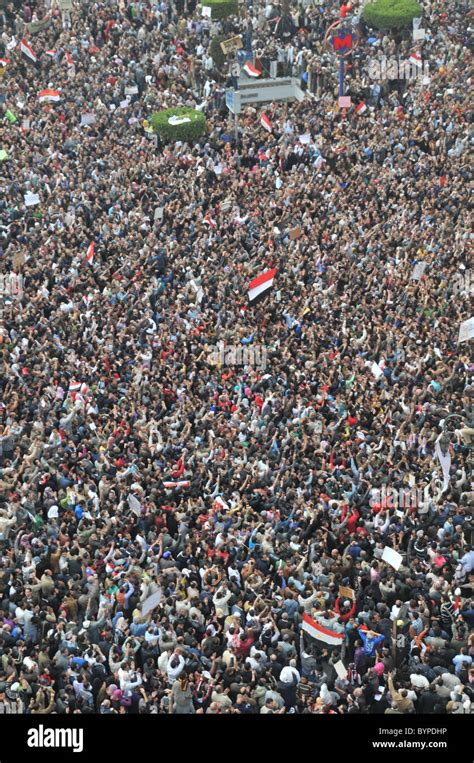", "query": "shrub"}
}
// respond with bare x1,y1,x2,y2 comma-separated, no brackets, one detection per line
363,0,422,29
202,0,238,20
150,107,207,143
210,35,228,69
